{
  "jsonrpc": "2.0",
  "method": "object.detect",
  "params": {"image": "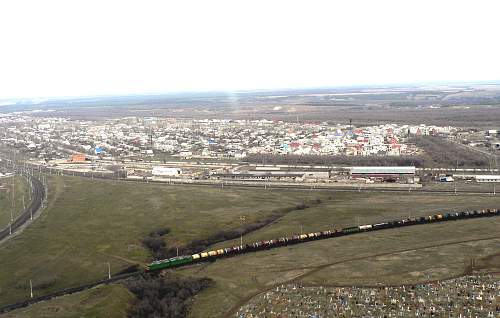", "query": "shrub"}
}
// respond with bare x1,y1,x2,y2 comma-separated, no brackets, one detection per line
125,275,214,318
